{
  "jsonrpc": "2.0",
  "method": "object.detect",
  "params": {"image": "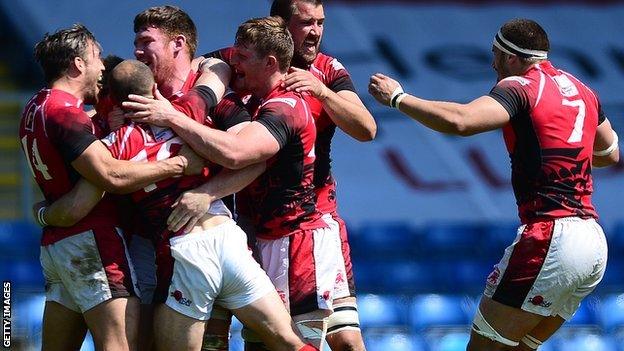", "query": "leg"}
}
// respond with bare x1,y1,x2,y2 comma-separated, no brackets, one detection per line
325,296,365,351
41,301,88,351
514,315,565,350
292,310,331,350
137,303,155,351
153,304,206,351
201,306,232,351
83,296,140,351
467,296,544,351
233,290,307,351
